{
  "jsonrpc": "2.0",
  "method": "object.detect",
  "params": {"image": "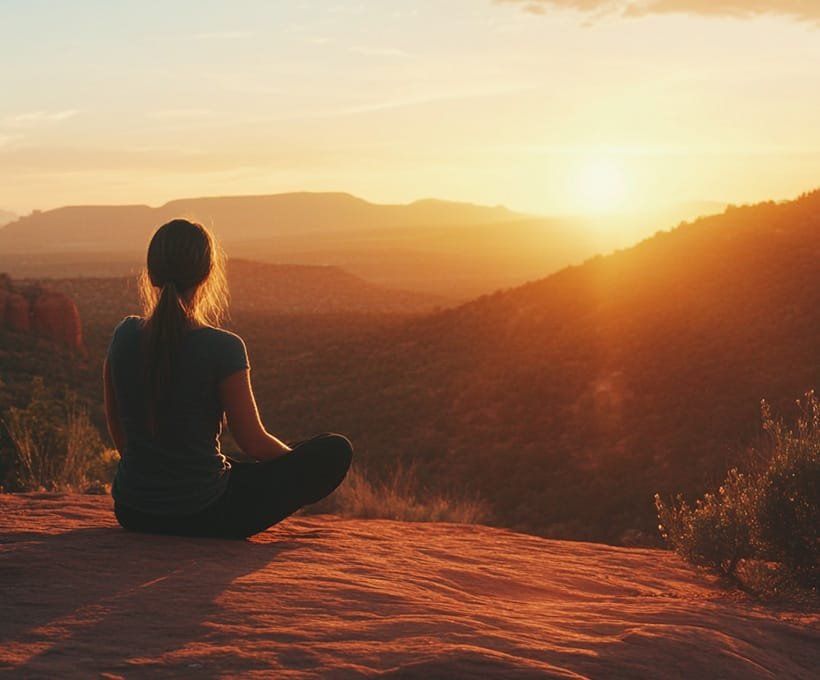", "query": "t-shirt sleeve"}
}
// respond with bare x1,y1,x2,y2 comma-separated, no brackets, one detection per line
215,331,250,383
107,315,139,357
